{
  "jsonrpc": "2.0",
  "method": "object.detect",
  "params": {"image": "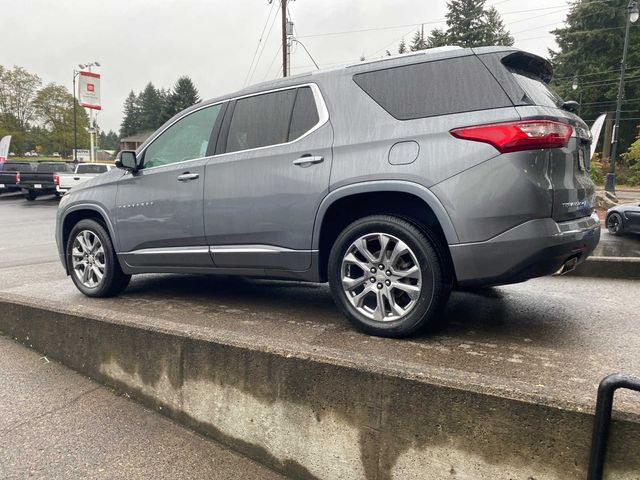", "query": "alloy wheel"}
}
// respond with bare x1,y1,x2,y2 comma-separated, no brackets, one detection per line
607,214,621,234
71,230,106,288
341,233,422,322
